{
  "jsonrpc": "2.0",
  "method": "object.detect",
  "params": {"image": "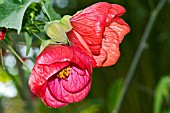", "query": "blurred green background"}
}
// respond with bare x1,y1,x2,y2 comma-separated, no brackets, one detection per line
0,0,170,113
